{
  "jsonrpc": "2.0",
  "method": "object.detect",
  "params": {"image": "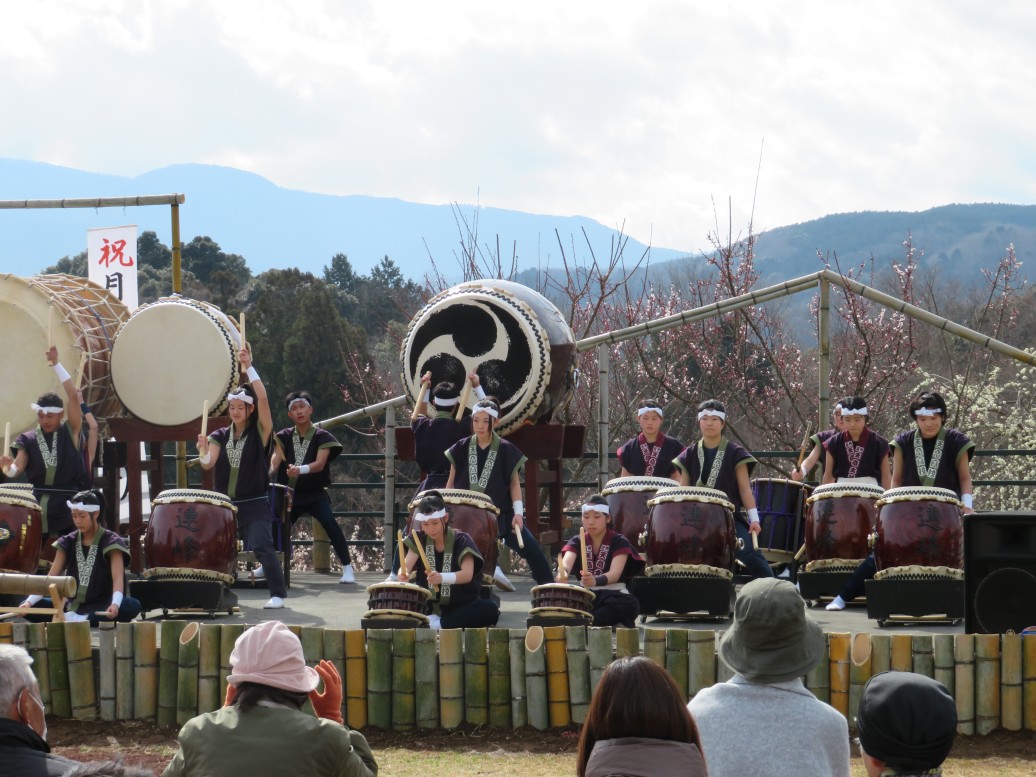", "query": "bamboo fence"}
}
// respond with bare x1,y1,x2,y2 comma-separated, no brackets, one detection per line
18,622,1036,736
